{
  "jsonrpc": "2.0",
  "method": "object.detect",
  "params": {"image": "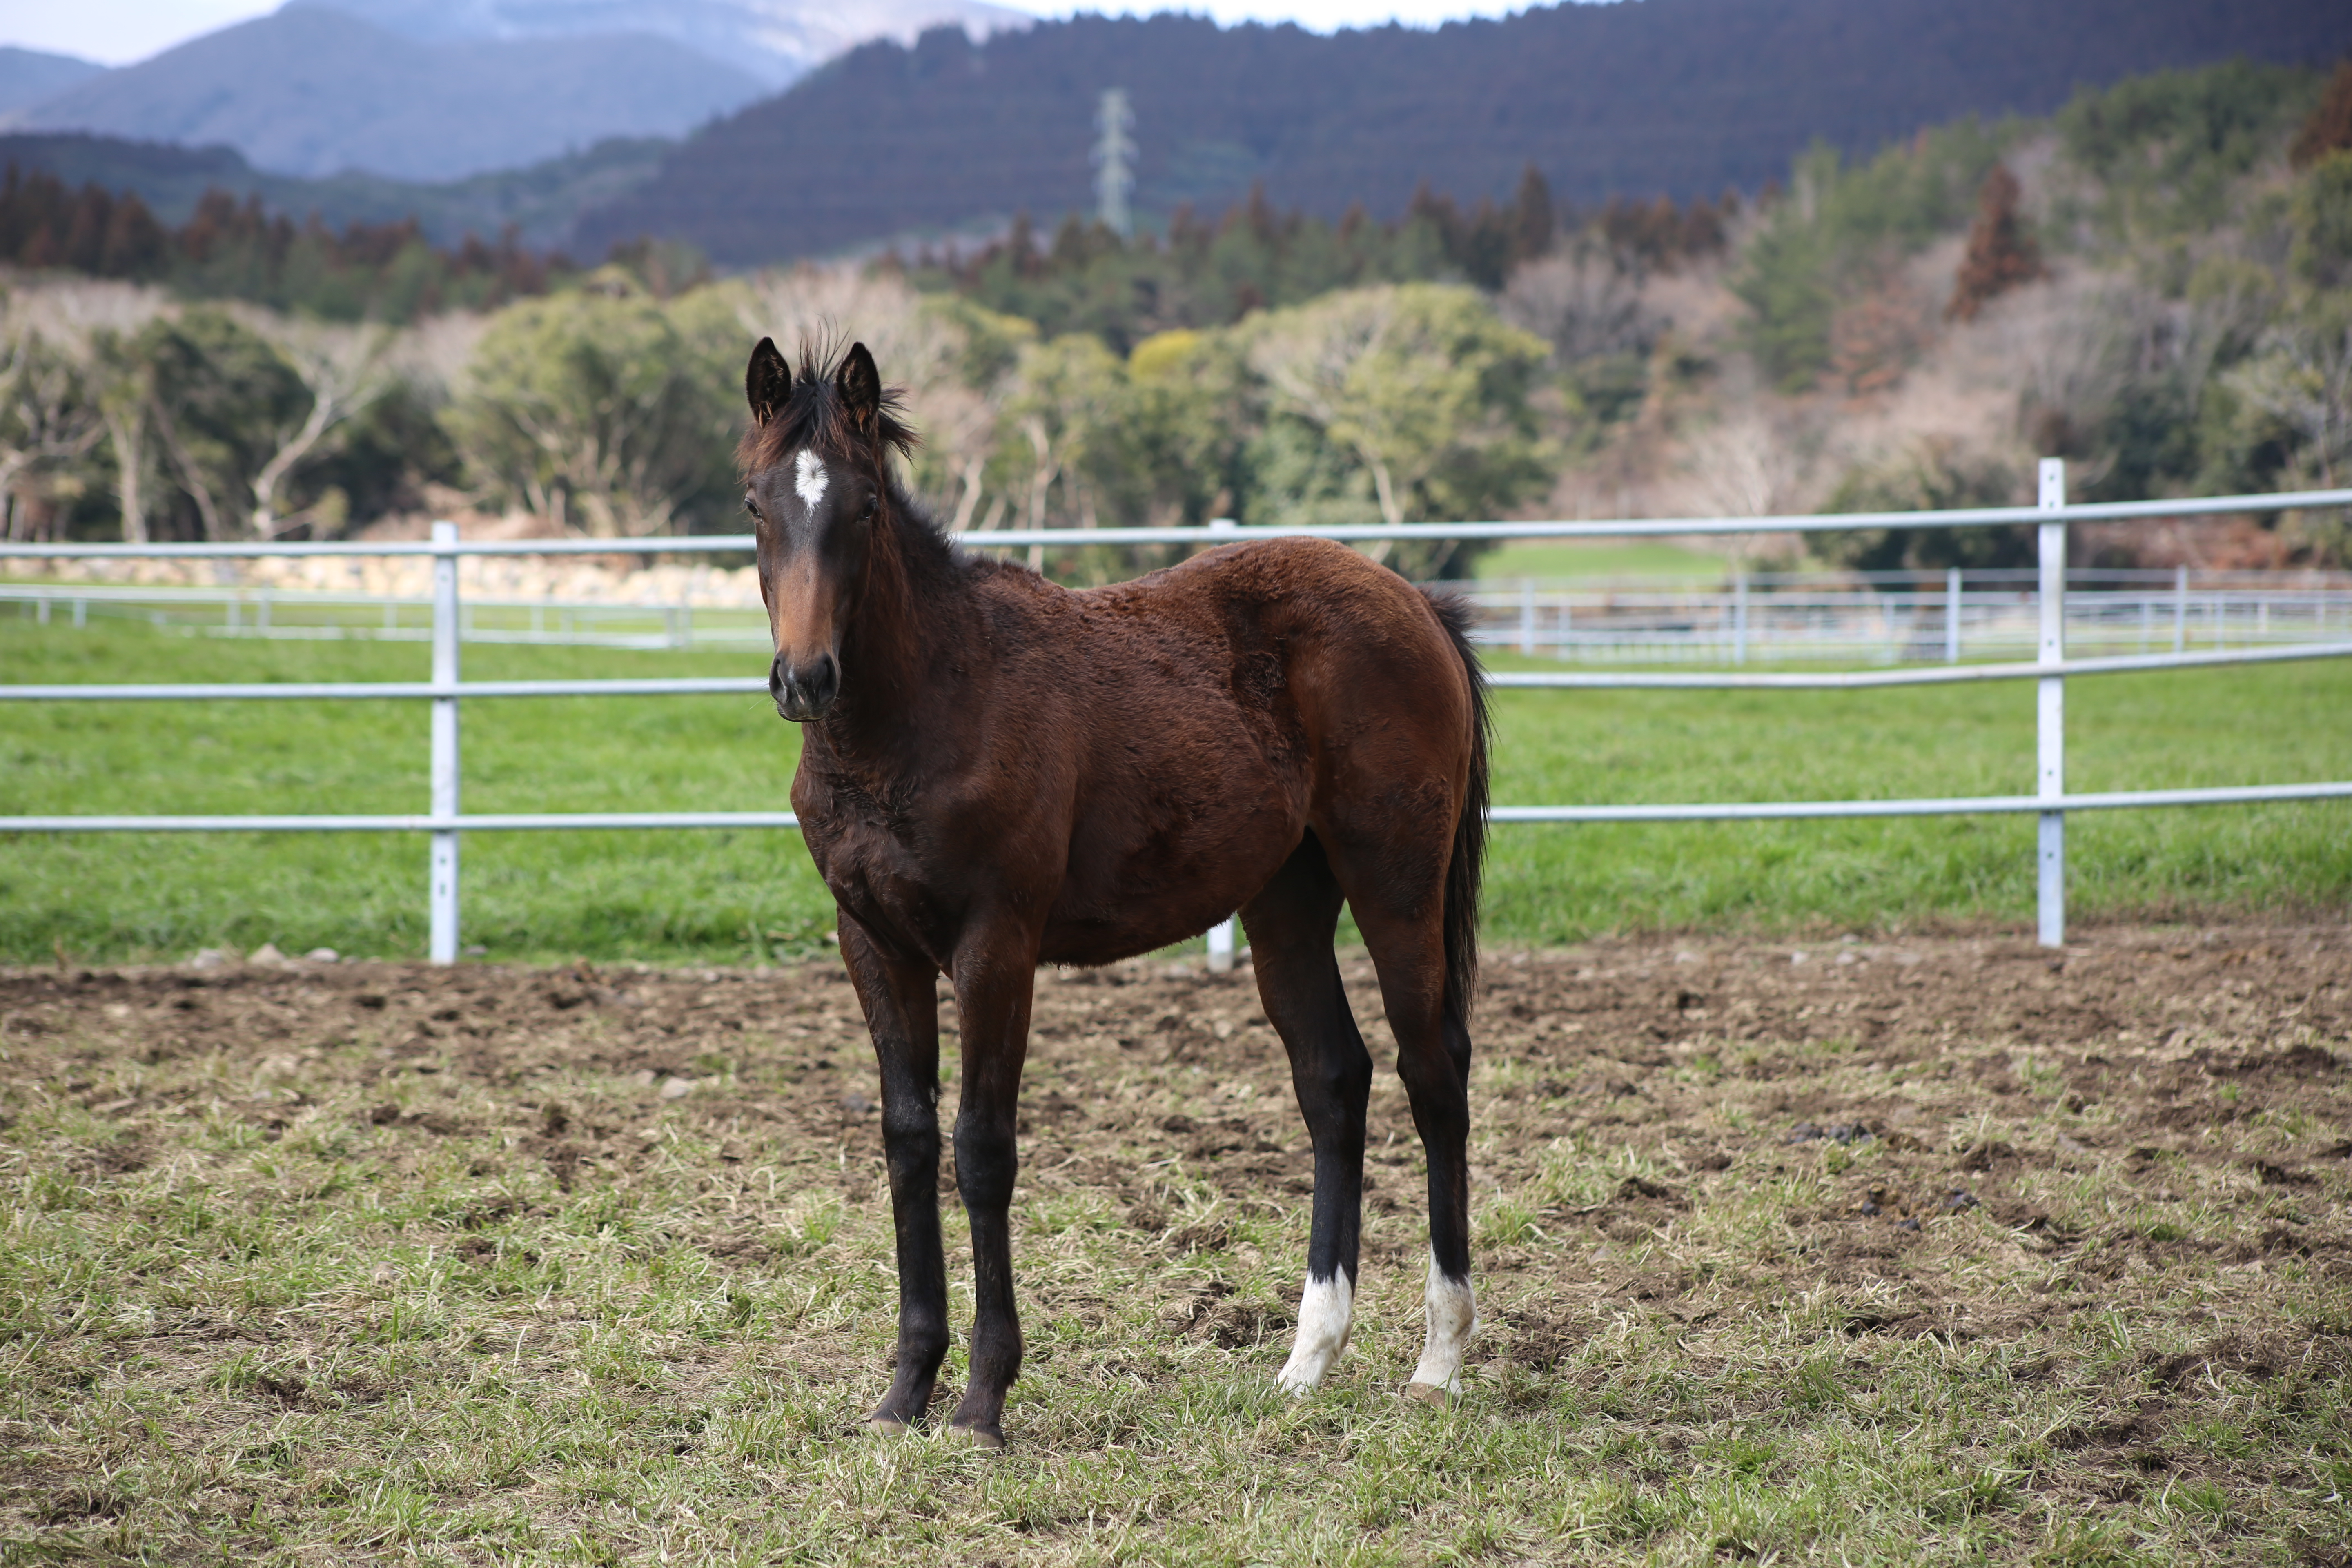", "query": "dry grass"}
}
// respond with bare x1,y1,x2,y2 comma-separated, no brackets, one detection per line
2,926,2348,1564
